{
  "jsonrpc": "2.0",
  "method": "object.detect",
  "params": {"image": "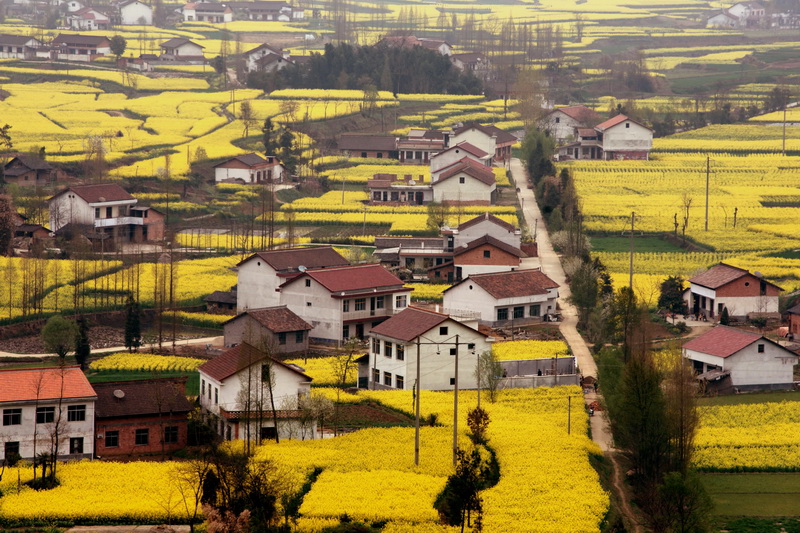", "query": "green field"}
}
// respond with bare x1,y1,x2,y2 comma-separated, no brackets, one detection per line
87,370,200,396
703,474,800,517
589,236,685,254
